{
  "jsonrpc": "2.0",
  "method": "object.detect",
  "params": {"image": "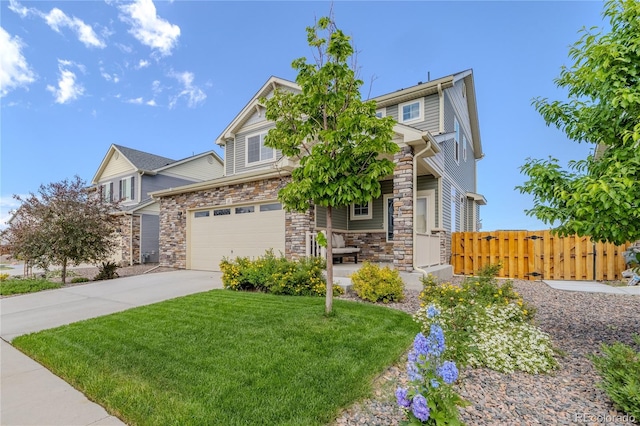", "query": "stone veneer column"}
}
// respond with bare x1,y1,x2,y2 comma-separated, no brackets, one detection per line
286,207,314,260
393,145,414,272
